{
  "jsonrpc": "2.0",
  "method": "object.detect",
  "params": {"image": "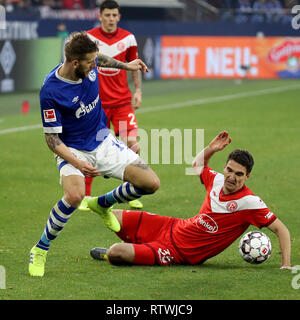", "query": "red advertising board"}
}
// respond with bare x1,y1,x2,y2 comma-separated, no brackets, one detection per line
160,36,300,79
